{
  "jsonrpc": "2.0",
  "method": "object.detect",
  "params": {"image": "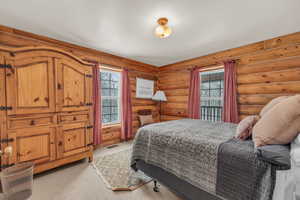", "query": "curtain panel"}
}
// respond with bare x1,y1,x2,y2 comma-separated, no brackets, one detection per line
121,68,133,140
188,67,201,119
222,60,239,123
93,65,102,145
